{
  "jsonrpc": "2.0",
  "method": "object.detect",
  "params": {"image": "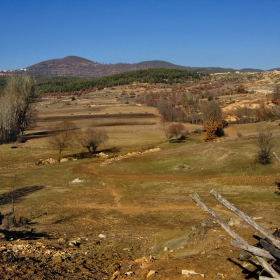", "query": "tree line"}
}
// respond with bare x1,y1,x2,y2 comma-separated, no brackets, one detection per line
0,68,205,95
